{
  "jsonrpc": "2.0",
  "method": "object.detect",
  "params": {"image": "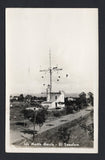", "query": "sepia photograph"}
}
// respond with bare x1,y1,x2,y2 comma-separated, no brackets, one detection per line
6,8,98,153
